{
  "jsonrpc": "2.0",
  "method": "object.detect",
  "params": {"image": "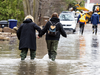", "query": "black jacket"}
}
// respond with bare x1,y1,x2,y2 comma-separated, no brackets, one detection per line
39,17,67,40
17,19,41,50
